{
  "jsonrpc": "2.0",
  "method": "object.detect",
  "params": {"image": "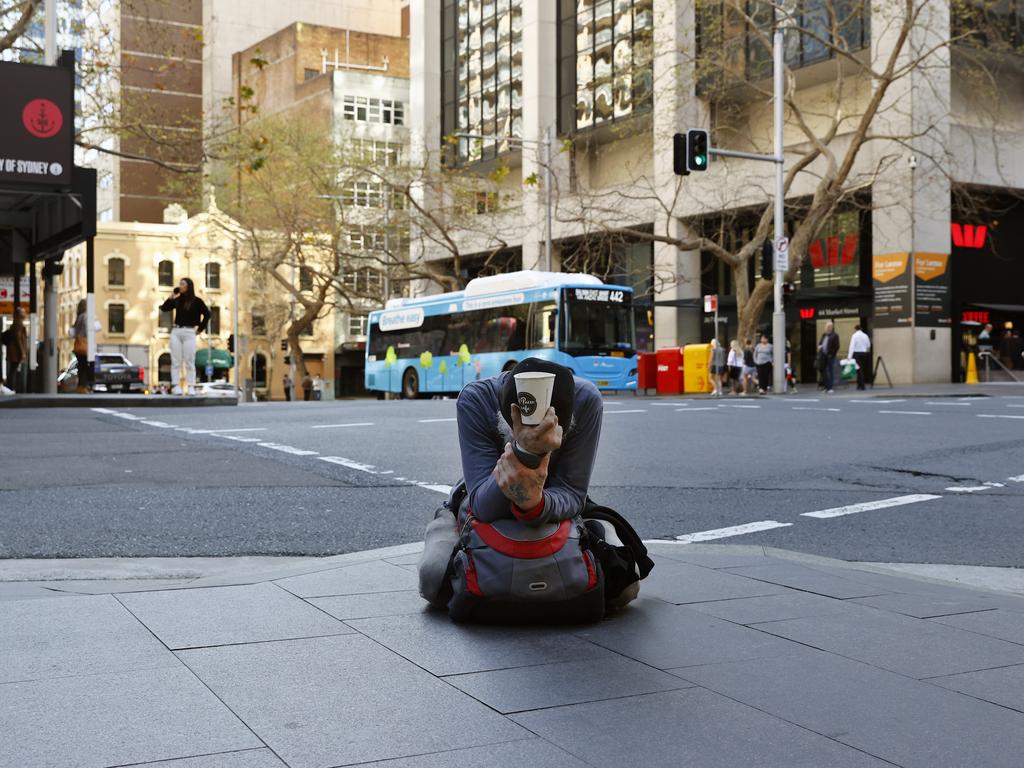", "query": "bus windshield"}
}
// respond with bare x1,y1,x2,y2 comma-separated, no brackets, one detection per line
561,288,635,356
